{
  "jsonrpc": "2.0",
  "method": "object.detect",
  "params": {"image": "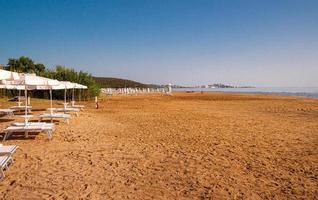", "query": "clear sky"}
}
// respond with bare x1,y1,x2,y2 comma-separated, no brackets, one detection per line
0,0,317,87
